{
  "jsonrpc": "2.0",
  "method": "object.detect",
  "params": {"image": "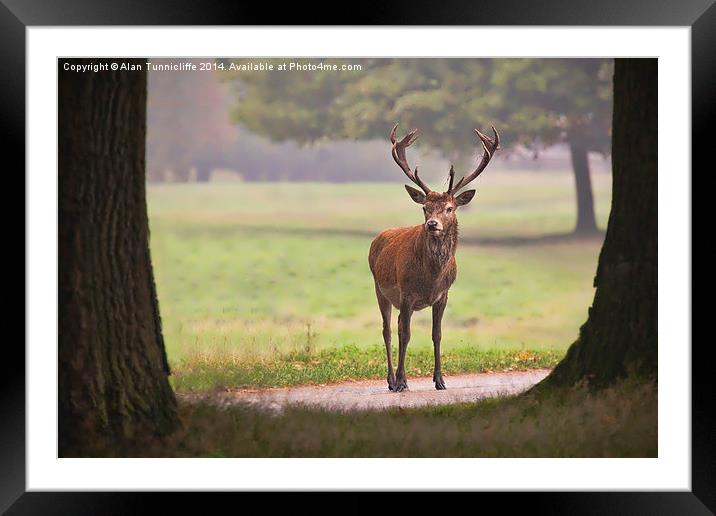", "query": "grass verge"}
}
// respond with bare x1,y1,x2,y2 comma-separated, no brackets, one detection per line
170,345,562,391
